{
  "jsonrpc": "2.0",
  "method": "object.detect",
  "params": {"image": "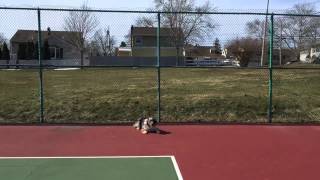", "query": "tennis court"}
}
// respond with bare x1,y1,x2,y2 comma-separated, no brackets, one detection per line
1,125,320,180
0,156,182,180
